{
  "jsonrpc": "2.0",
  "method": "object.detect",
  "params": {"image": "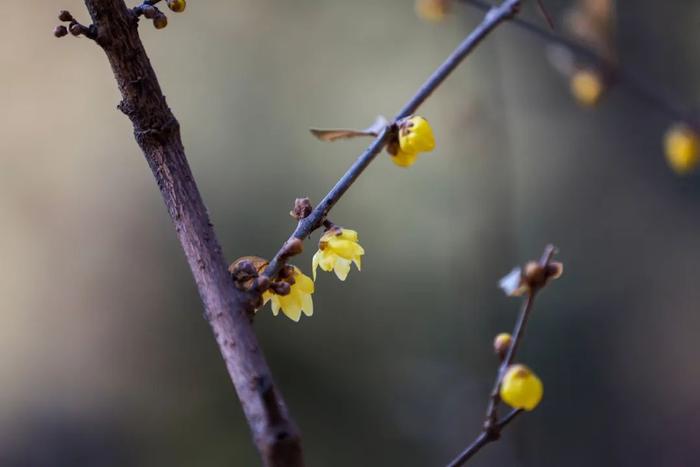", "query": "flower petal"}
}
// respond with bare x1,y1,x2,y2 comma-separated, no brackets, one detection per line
301,293,313,317
333,258,351,281
327,239,364,260
270,296,280,316
312,250,321,281
294,271,315,294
